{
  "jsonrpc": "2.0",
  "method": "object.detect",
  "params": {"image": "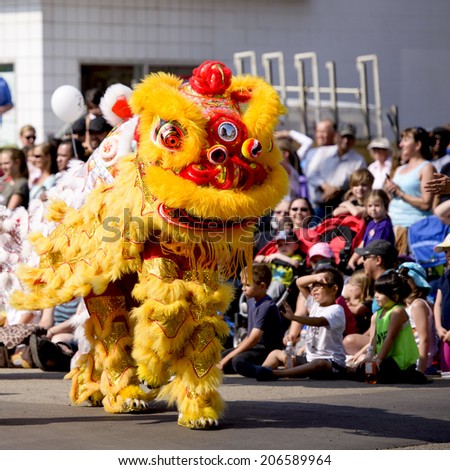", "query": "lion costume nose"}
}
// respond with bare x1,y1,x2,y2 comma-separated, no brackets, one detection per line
207,145,228,164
